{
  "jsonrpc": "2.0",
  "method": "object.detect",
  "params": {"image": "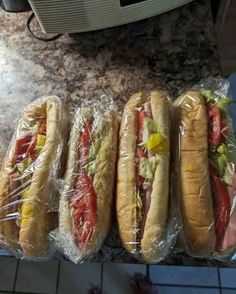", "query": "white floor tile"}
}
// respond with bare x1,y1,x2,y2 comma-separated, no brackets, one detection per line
156,286,220,294
15,260,59,294
150,266,219,287
103,263,147,294
0,257,17,291
220,268,236,288
222,289,236,294
58,262,101,294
